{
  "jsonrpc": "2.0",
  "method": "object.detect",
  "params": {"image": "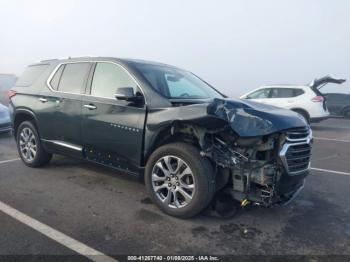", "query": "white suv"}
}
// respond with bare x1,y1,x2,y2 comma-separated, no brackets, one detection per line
240,76,346,123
